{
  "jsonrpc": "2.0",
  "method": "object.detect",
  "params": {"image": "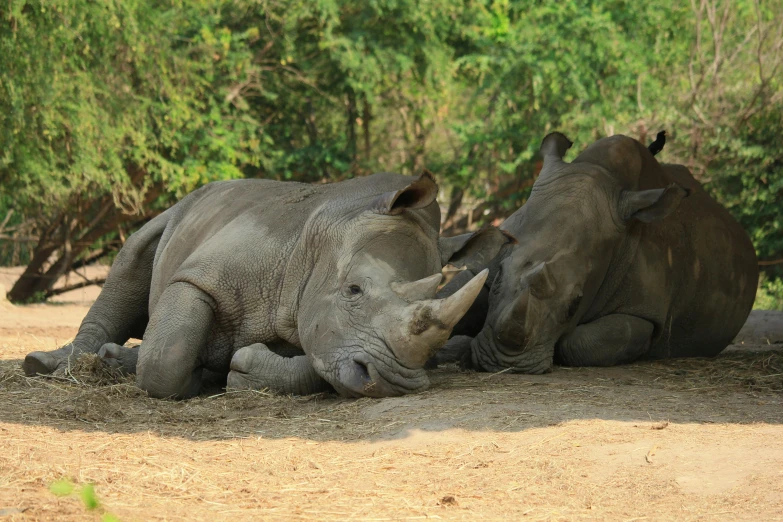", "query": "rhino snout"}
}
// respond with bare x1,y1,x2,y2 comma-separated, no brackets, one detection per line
312,351,430,398
470,326,554,374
